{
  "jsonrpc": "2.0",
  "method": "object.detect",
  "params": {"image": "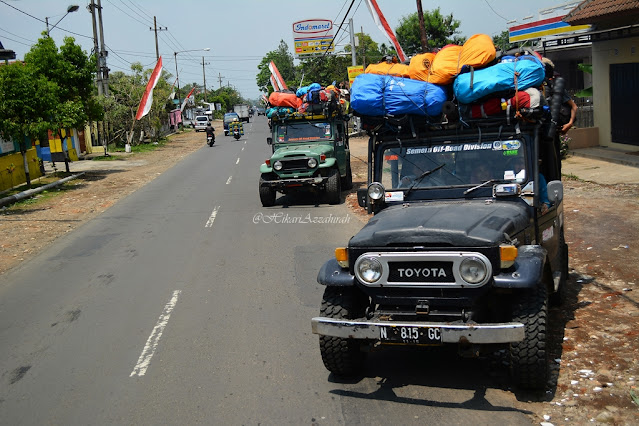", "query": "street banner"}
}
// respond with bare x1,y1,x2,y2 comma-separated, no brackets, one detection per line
292,19,334,57
348,65,364,86
365,0,406,62
268,61,288,91
270,75,281,92
135,56,163,120
180,87,196,112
